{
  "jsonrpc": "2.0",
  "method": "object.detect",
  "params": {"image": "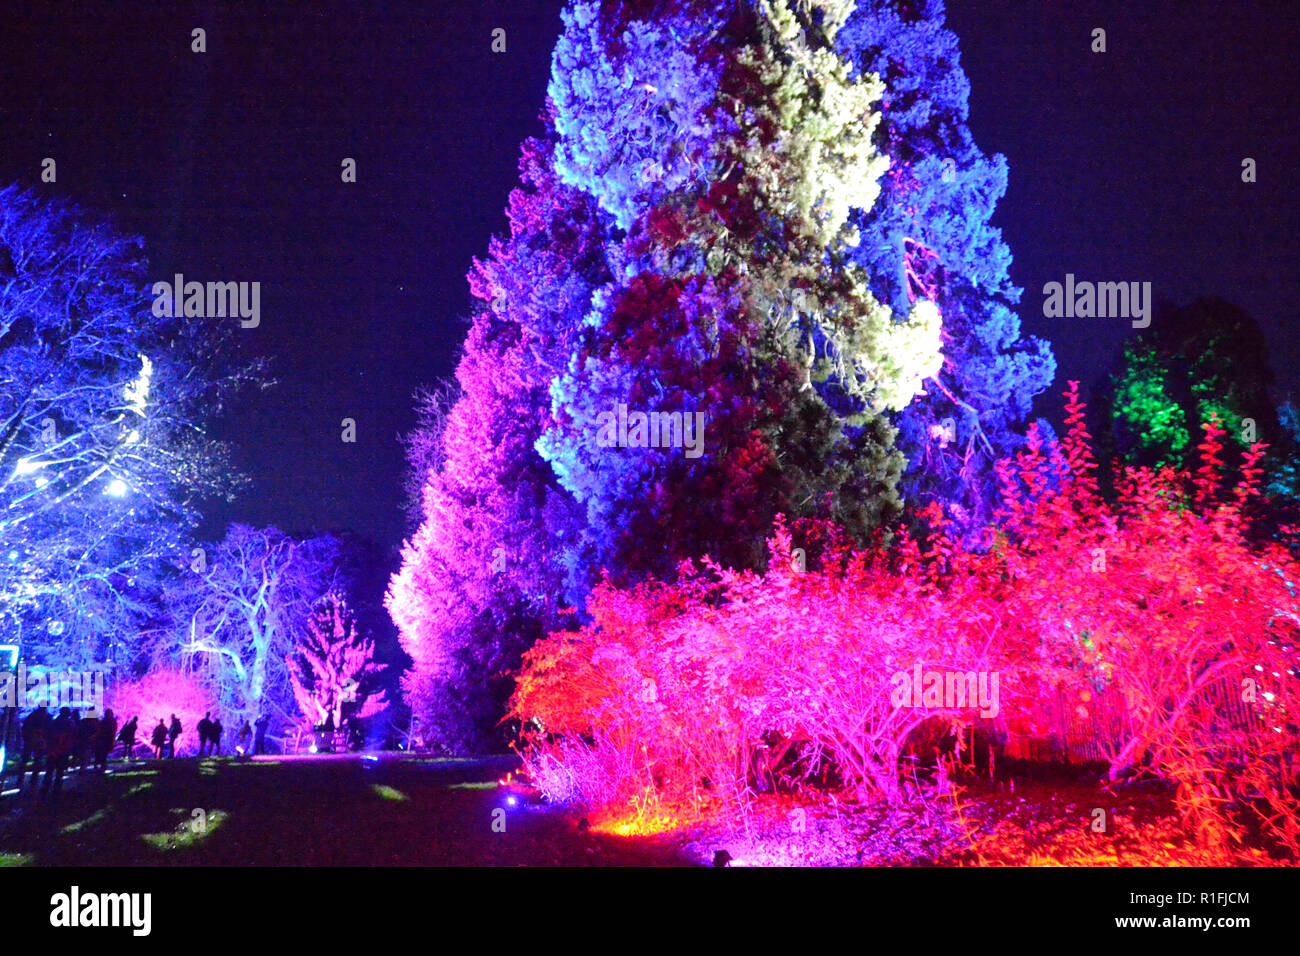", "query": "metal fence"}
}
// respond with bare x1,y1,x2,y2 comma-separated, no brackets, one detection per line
998,676,1268,766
